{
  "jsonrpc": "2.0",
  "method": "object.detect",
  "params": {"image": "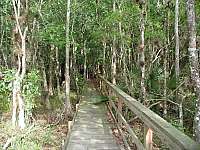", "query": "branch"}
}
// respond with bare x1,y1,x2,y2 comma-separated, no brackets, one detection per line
12,0,23,38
